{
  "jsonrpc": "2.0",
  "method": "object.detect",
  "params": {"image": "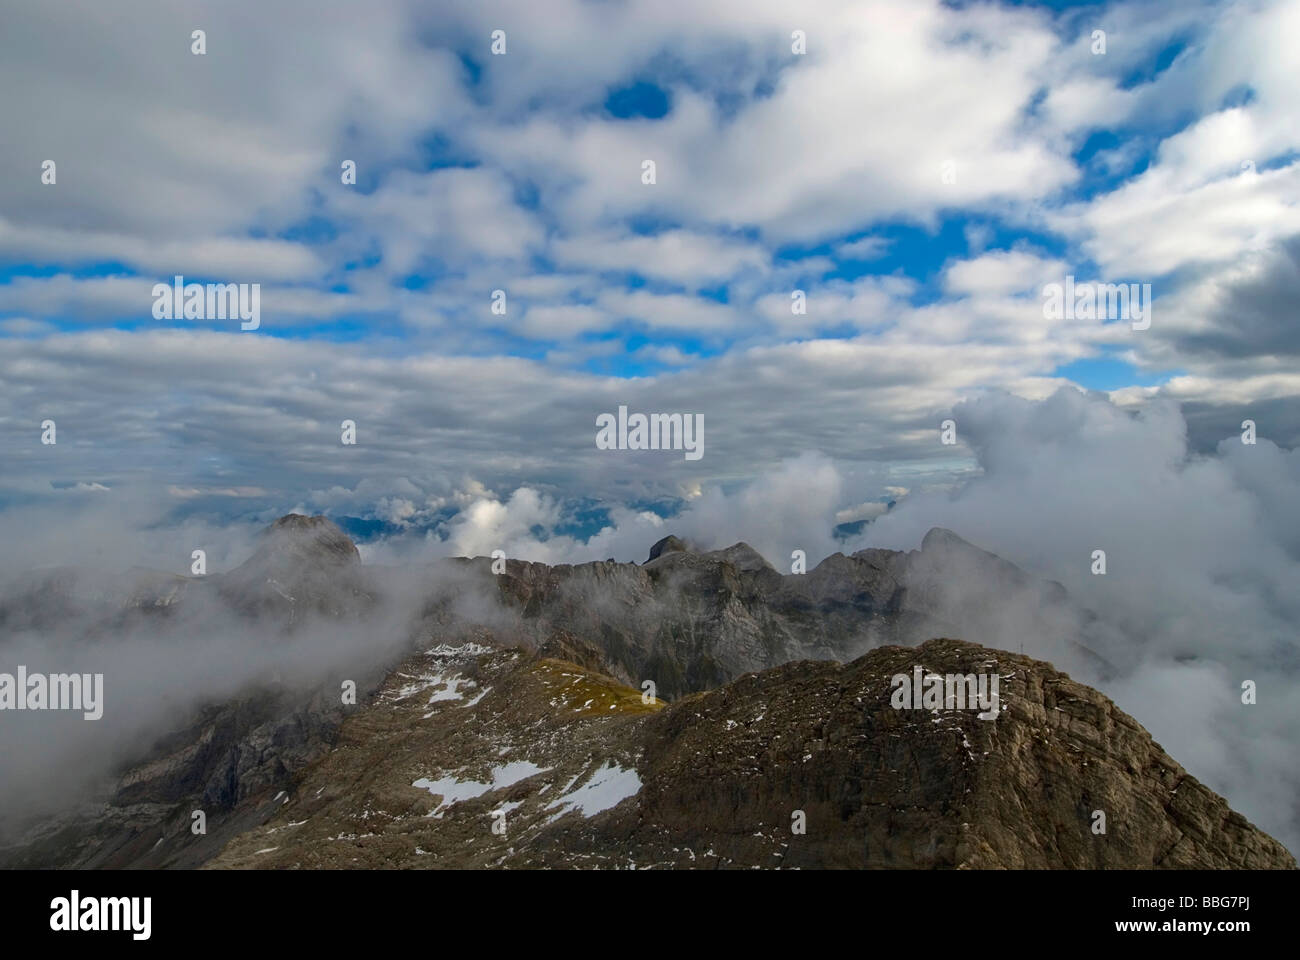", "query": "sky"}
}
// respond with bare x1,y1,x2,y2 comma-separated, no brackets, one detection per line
0,0,1298,855
0,0,1296,550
